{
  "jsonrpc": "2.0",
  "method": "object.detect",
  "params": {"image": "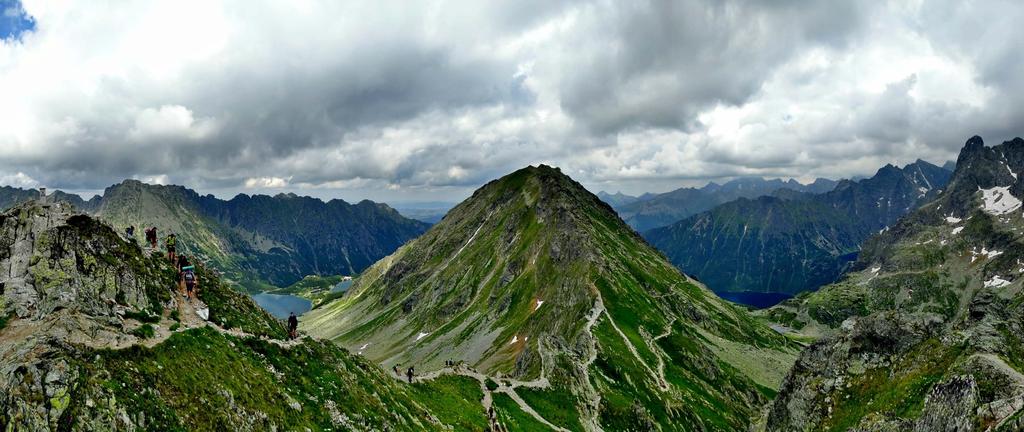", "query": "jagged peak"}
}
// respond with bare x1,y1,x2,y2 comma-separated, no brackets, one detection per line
955,135,987,165
965,135,985,151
